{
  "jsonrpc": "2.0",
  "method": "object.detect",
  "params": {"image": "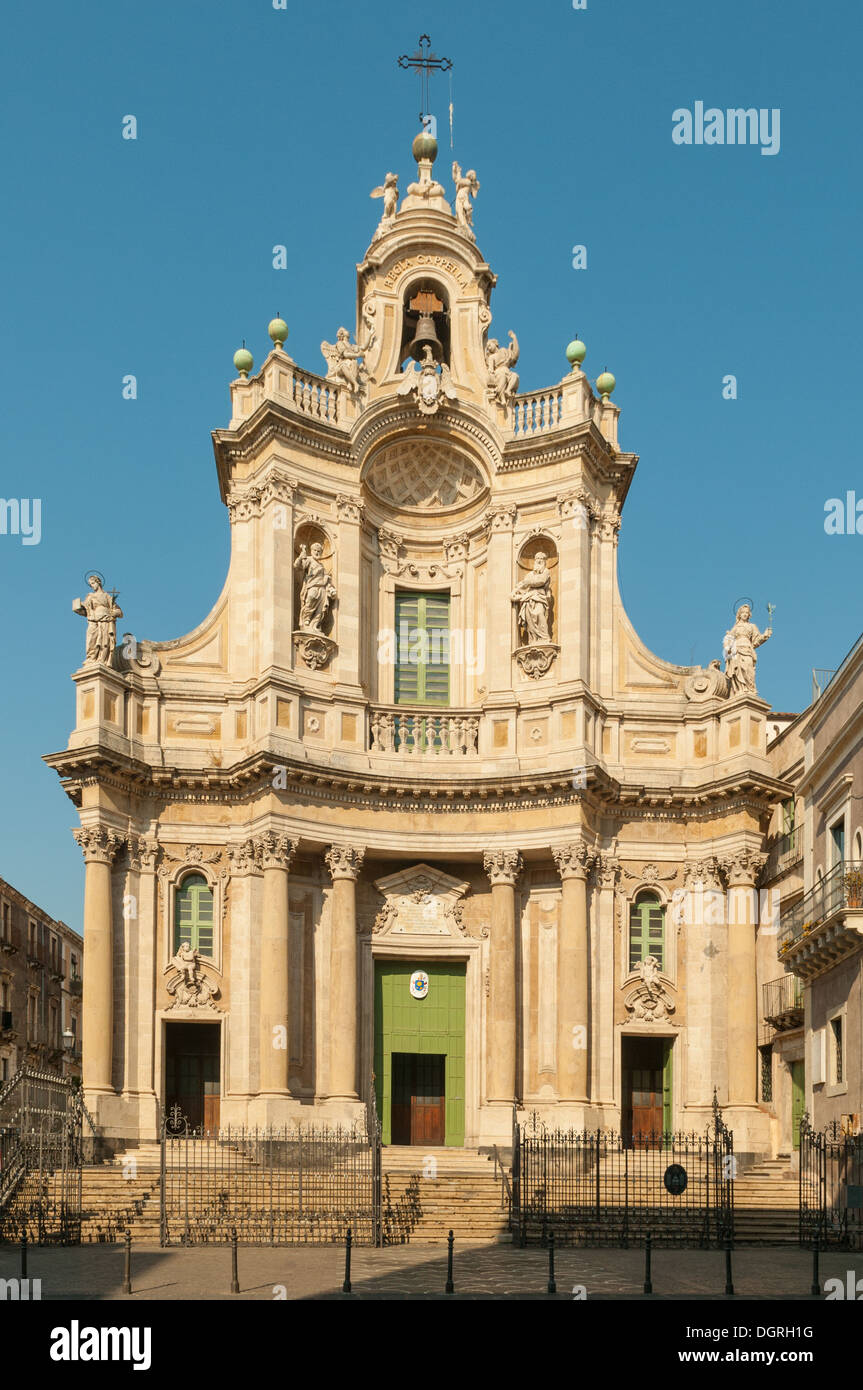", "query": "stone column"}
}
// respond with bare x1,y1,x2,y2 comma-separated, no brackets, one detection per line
74,824,123,1095
334,496,364,690
724,849,765,1107
483,849,522,1103
552,842,596,1102
325,845,366,1100
256,832,297,1096
557,492,593,685
485,506,517,695
592,852,620,1109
